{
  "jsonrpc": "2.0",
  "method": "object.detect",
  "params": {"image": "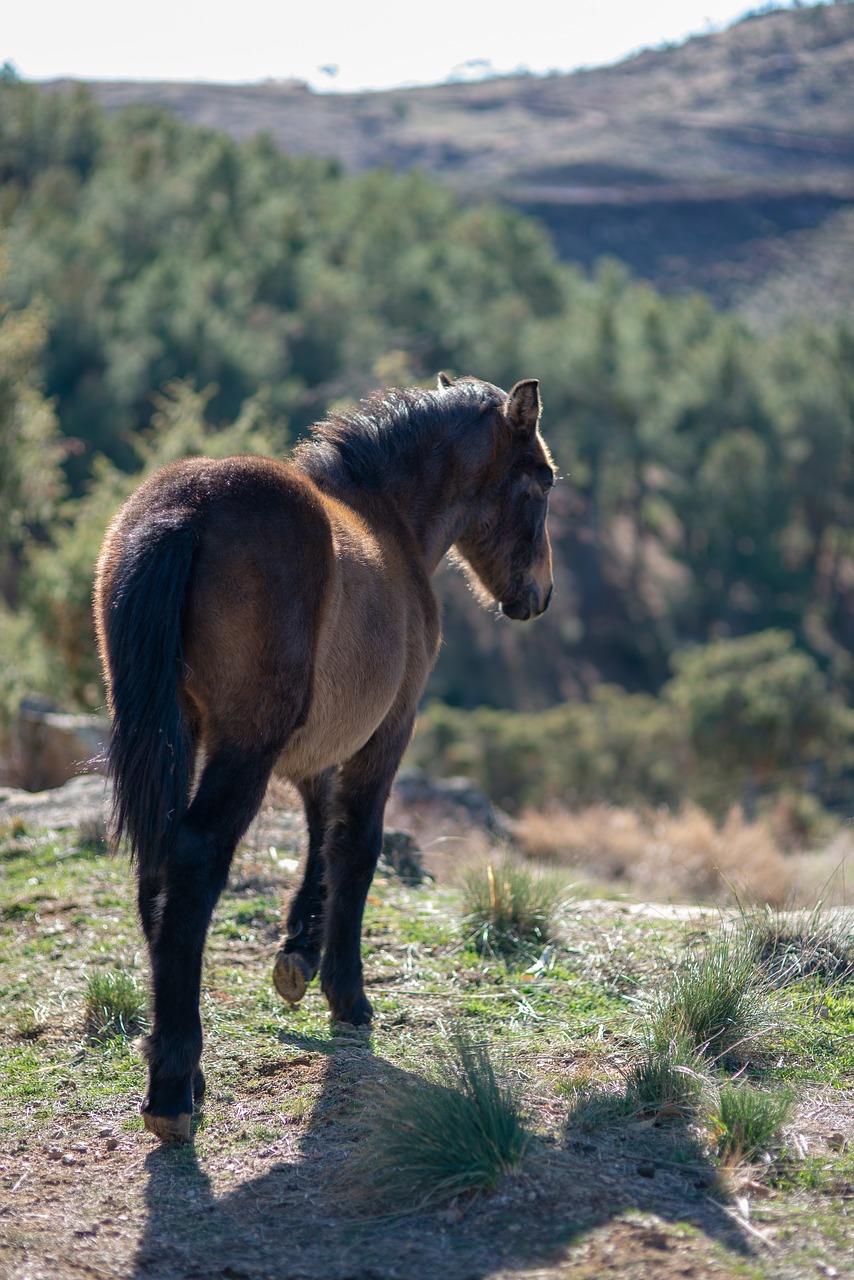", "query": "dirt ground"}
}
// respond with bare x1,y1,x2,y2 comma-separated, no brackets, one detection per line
1,777,852,1280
